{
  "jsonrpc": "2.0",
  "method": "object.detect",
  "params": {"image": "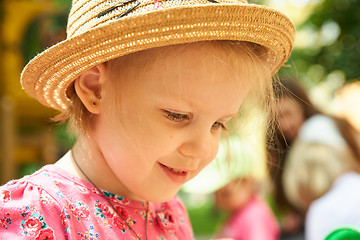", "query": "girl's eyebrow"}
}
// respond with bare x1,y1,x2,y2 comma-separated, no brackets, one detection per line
154,92,239,119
